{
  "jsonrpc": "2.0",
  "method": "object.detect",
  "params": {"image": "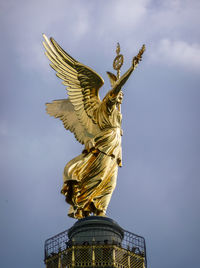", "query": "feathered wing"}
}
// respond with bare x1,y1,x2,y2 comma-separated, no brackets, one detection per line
43,34,104,143
46,99,91,145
